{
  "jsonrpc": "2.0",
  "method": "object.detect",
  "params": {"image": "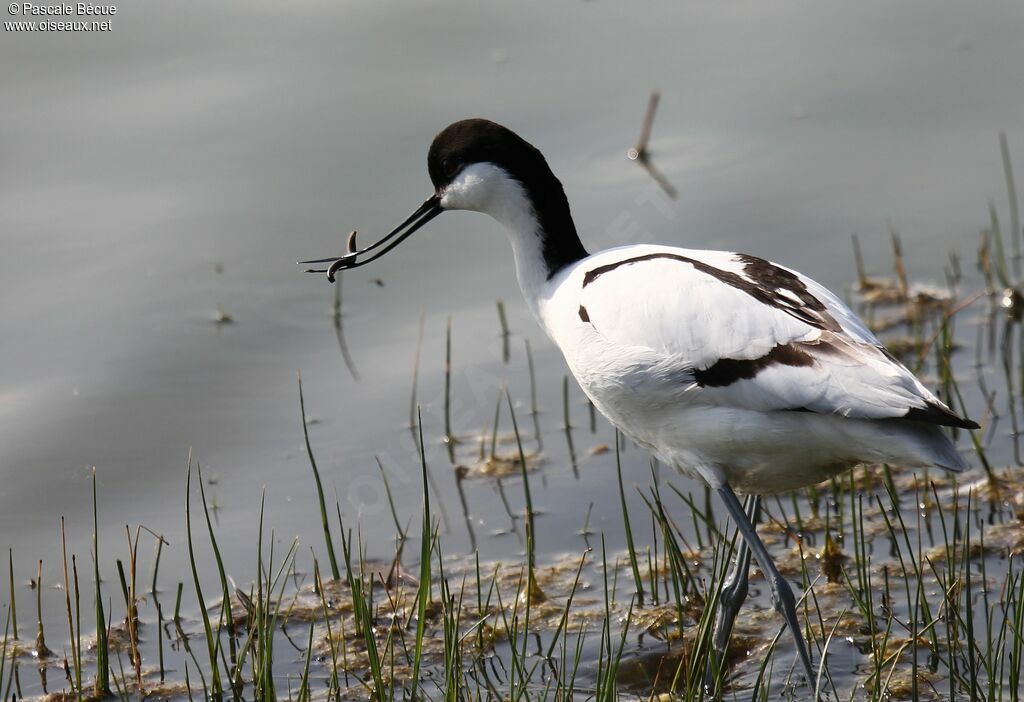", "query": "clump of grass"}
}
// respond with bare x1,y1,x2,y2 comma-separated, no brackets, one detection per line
184,456,223,700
